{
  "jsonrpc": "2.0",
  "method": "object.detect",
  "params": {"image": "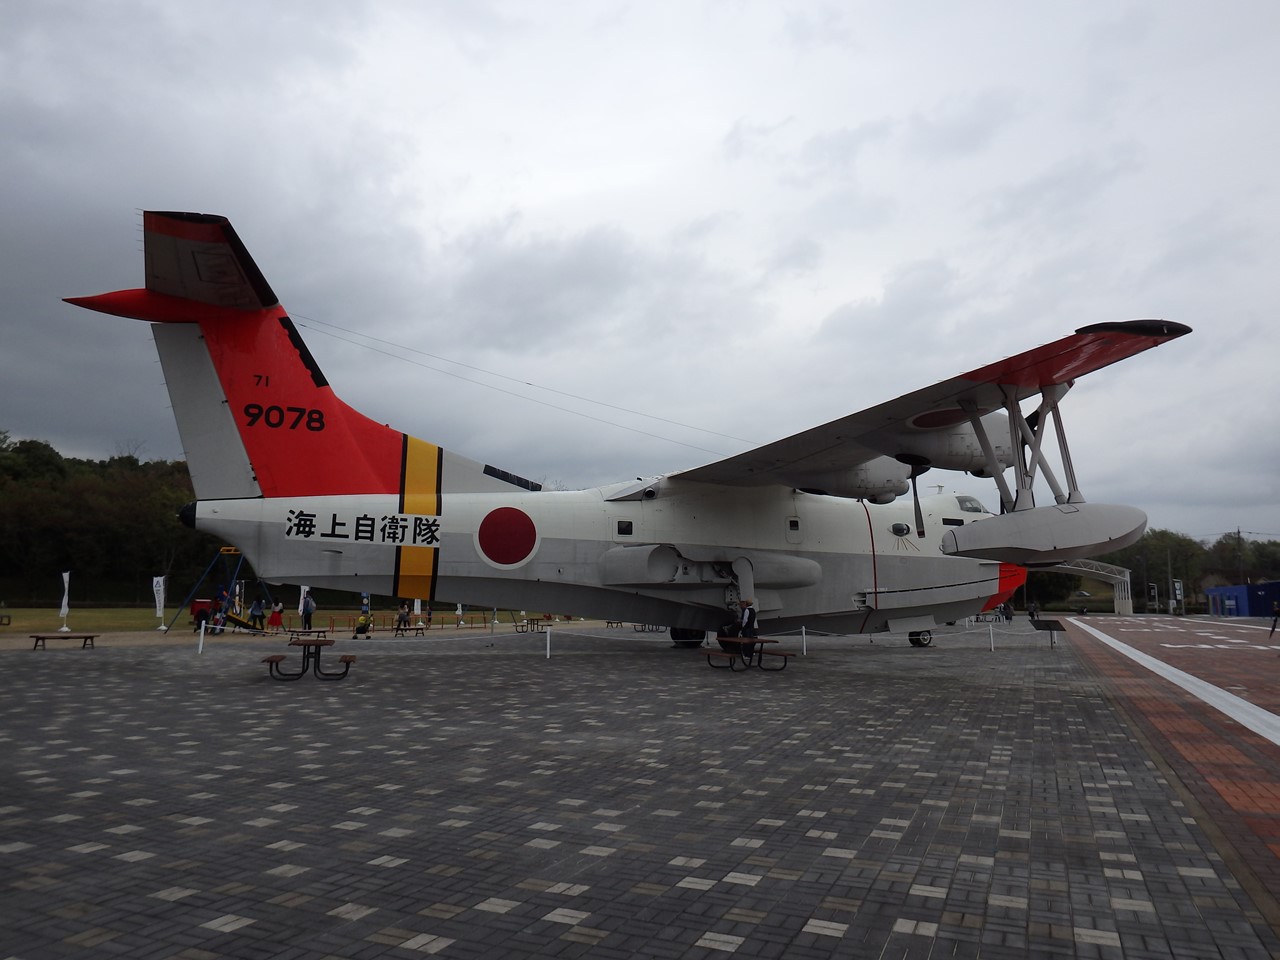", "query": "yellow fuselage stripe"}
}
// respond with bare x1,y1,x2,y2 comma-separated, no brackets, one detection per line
395,435,442,602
